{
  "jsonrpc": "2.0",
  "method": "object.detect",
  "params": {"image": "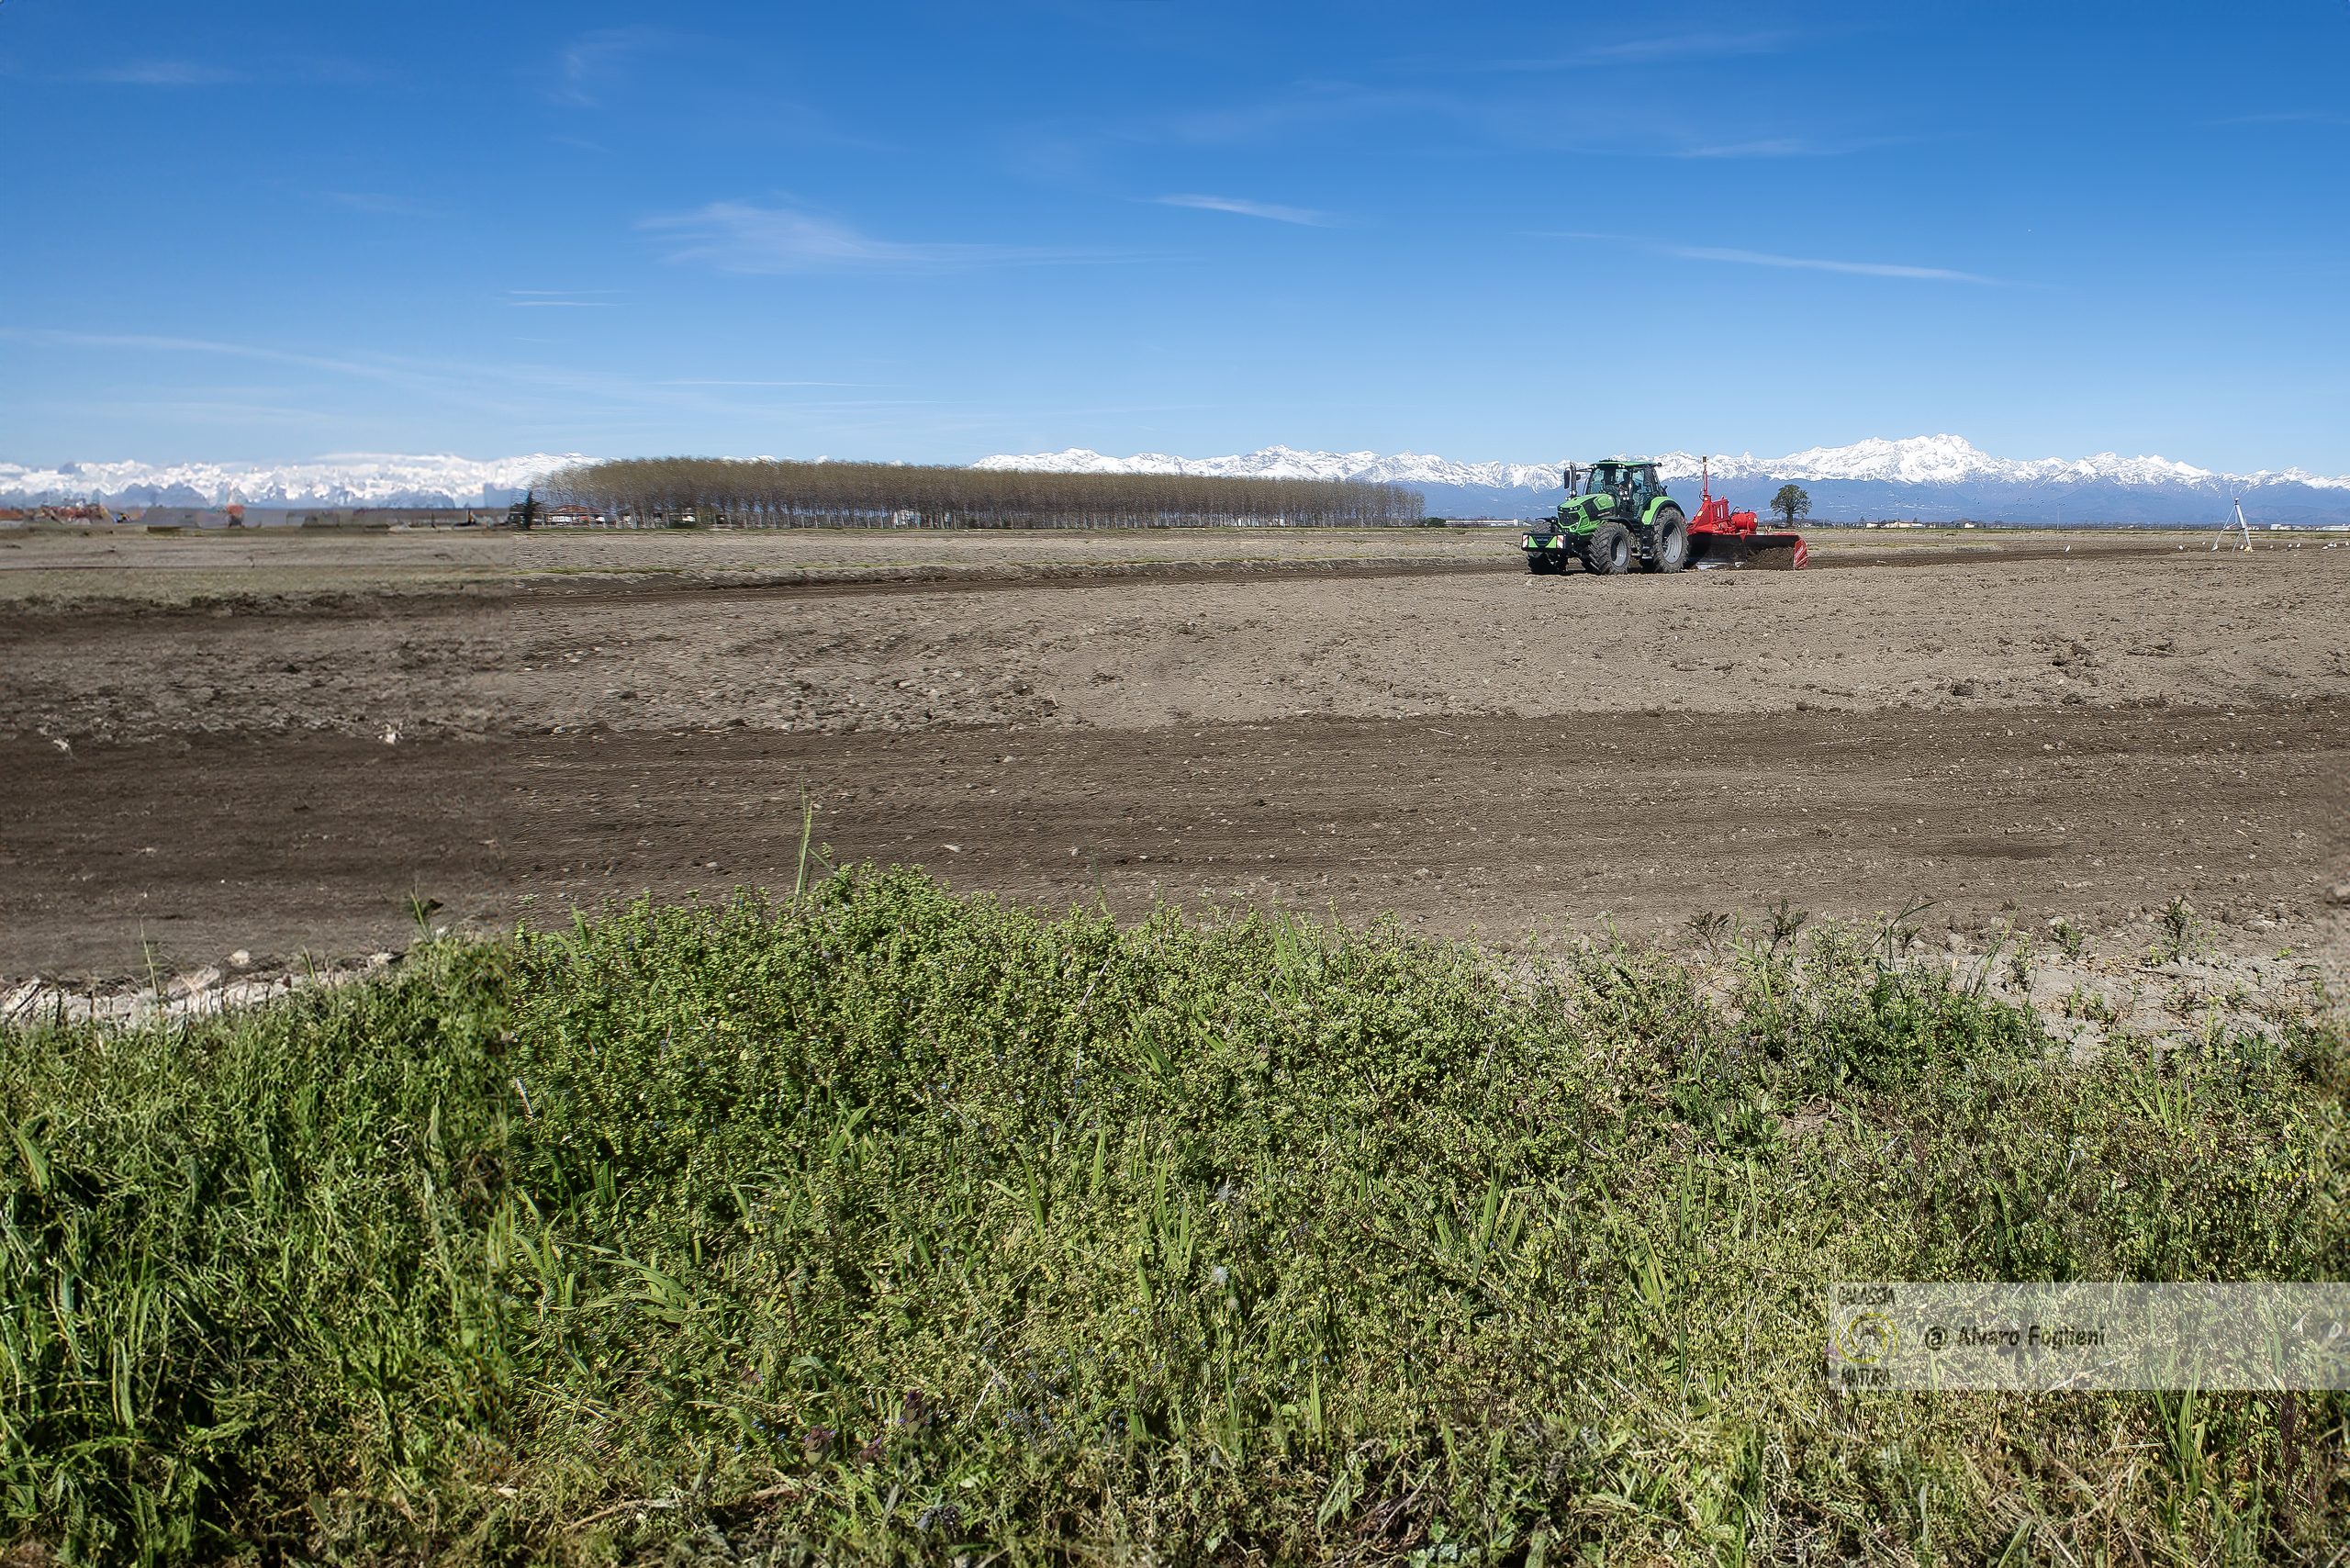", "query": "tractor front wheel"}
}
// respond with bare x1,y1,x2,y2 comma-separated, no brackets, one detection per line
1583,523,1632,576
1646,507,1688,574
